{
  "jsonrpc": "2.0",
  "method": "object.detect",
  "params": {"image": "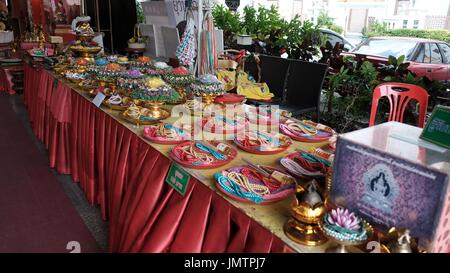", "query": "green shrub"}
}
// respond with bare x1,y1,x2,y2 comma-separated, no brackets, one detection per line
322,54,450,133
317,11,343,34
212,4,241,36
367,28,450,43
135,0,145,24
363,20,389,37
